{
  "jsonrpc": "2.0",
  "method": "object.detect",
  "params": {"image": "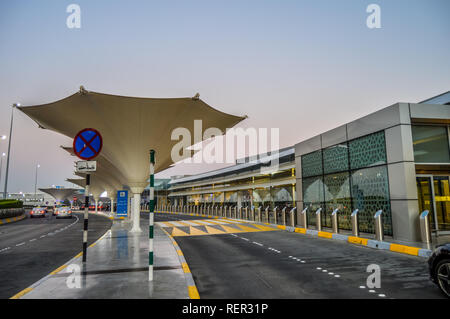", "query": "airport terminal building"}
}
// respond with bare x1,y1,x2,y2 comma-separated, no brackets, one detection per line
168,92,450,242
